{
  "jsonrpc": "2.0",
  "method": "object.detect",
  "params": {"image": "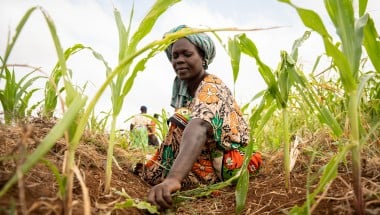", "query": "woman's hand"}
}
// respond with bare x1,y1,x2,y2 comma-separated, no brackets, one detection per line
147,118,212,209
147,177,181,209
